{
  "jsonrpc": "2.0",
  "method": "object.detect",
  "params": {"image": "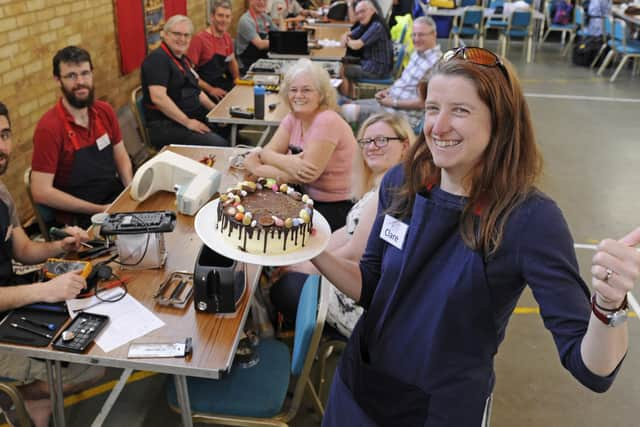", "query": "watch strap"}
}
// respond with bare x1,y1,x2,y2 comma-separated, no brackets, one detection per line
591,293,628,326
